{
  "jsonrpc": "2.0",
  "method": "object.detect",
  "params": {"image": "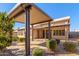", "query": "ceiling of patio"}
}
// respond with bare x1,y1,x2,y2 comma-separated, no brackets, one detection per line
8,3,53,25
